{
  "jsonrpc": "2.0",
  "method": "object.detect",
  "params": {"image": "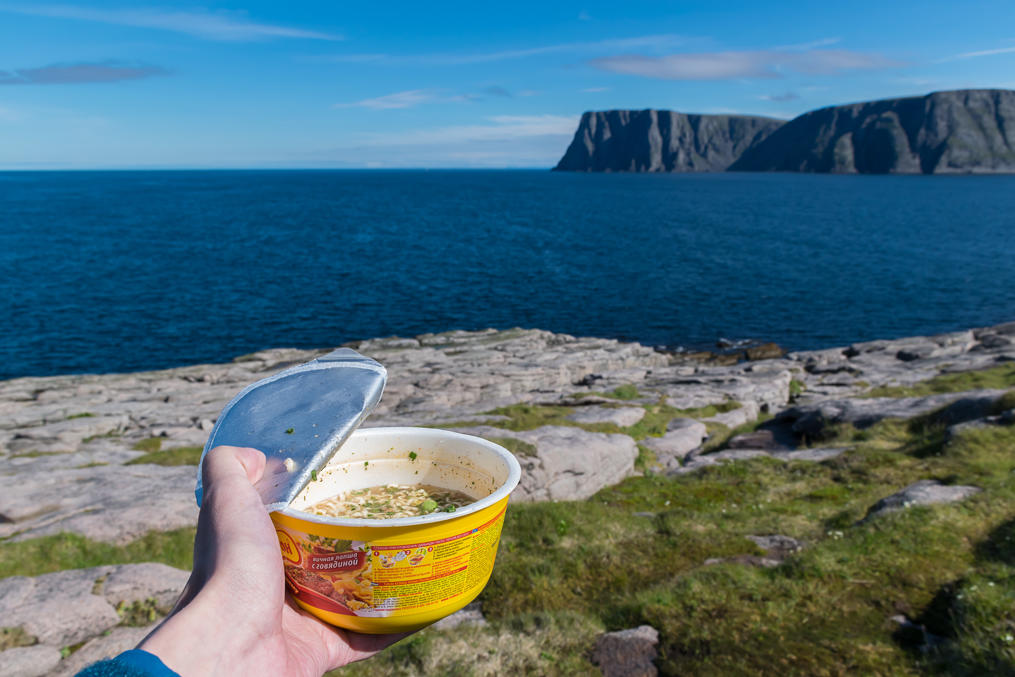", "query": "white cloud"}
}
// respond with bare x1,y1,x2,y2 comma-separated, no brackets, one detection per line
578,10,592,21
333,89,438,110
0,4,339,41
582,86,610,92
772,37,841,51
0,60,166,85
591,48,899,80
316,34,686,66
945,45,1015,61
